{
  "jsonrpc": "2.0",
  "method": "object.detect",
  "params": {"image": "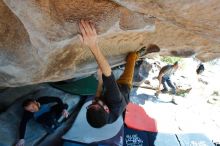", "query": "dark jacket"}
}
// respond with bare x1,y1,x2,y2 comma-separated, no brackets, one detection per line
102,73,130,123
19,96,67,139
